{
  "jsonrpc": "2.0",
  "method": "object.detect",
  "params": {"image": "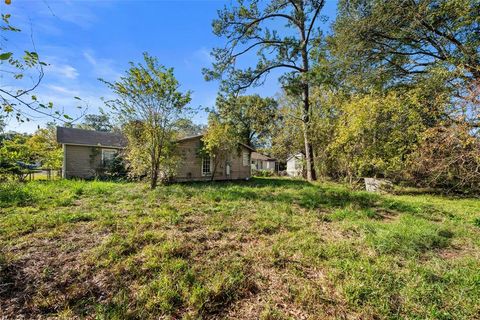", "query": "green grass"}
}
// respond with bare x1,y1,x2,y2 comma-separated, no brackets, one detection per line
0,177,479,319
